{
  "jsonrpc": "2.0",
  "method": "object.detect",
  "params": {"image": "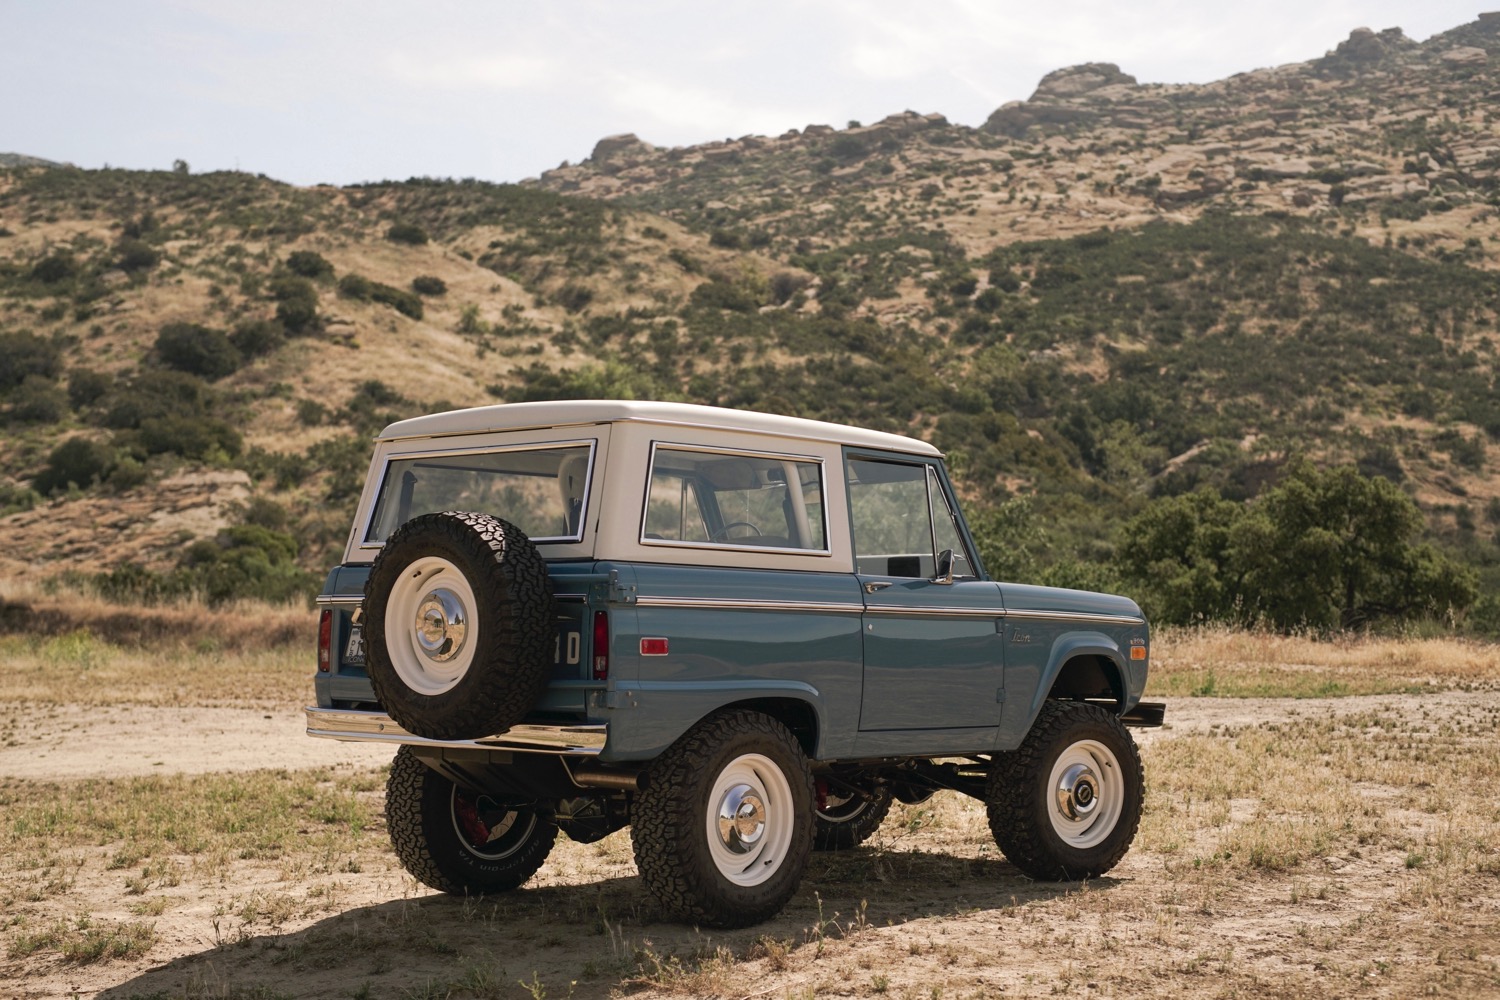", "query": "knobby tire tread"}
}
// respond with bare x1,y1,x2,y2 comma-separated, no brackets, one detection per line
630,710,814,928
365,511,553,740
813,786,893,851
385,745,556,894
985,701,1144,881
